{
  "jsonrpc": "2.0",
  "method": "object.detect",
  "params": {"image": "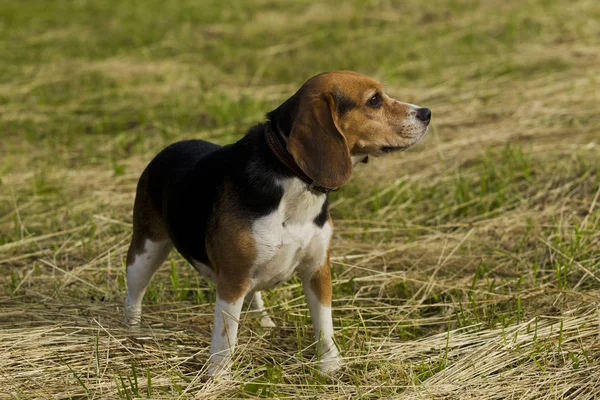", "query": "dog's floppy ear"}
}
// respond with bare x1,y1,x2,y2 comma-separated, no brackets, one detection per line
286,93,353,189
